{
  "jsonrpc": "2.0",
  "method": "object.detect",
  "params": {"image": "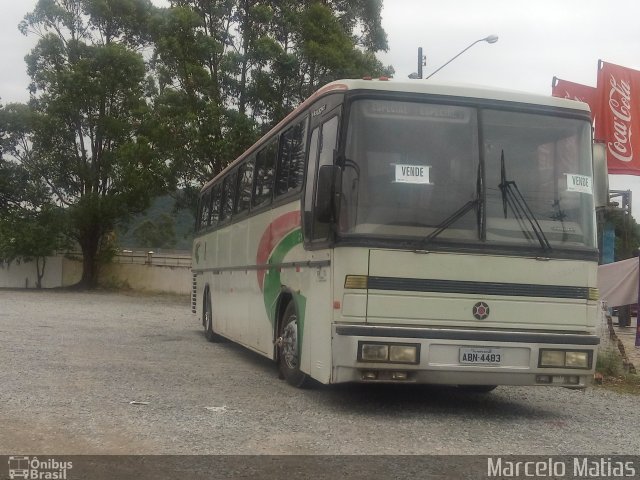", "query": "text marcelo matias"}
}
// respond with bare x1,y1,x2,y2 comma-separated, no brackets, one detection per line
487,457,636,477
